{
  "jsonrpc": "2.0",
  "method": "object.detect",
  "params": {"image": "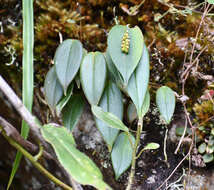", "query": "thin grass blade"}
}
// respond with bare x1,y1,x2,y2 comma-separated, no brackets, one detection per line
7,0,34,189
